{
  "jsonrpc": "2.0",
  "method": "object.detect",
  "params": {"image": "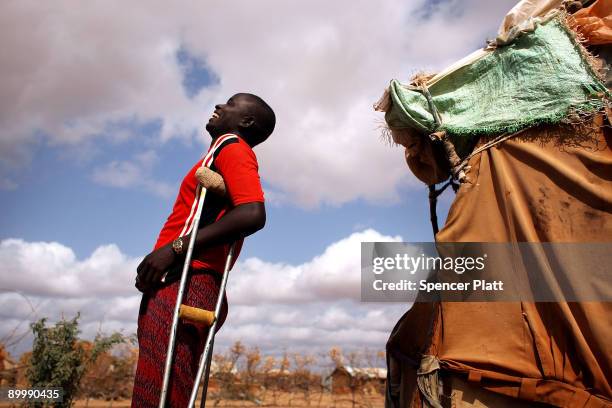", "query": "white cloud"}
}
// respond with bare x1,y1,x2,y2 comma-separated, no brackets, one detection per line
91,149,174,198
228,229,401,305
0,0,517,205
0,239,139,297
0,229,408,357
